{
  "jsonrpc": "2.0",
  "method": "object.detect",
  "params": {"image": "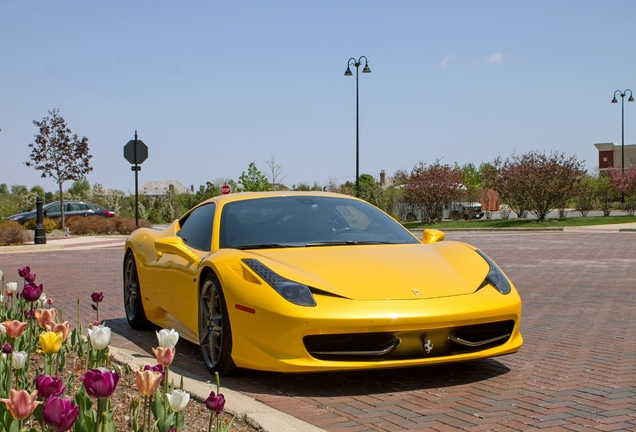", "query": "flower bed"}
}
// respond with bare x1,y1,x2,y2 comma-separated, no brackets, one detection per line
0,266,243,431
